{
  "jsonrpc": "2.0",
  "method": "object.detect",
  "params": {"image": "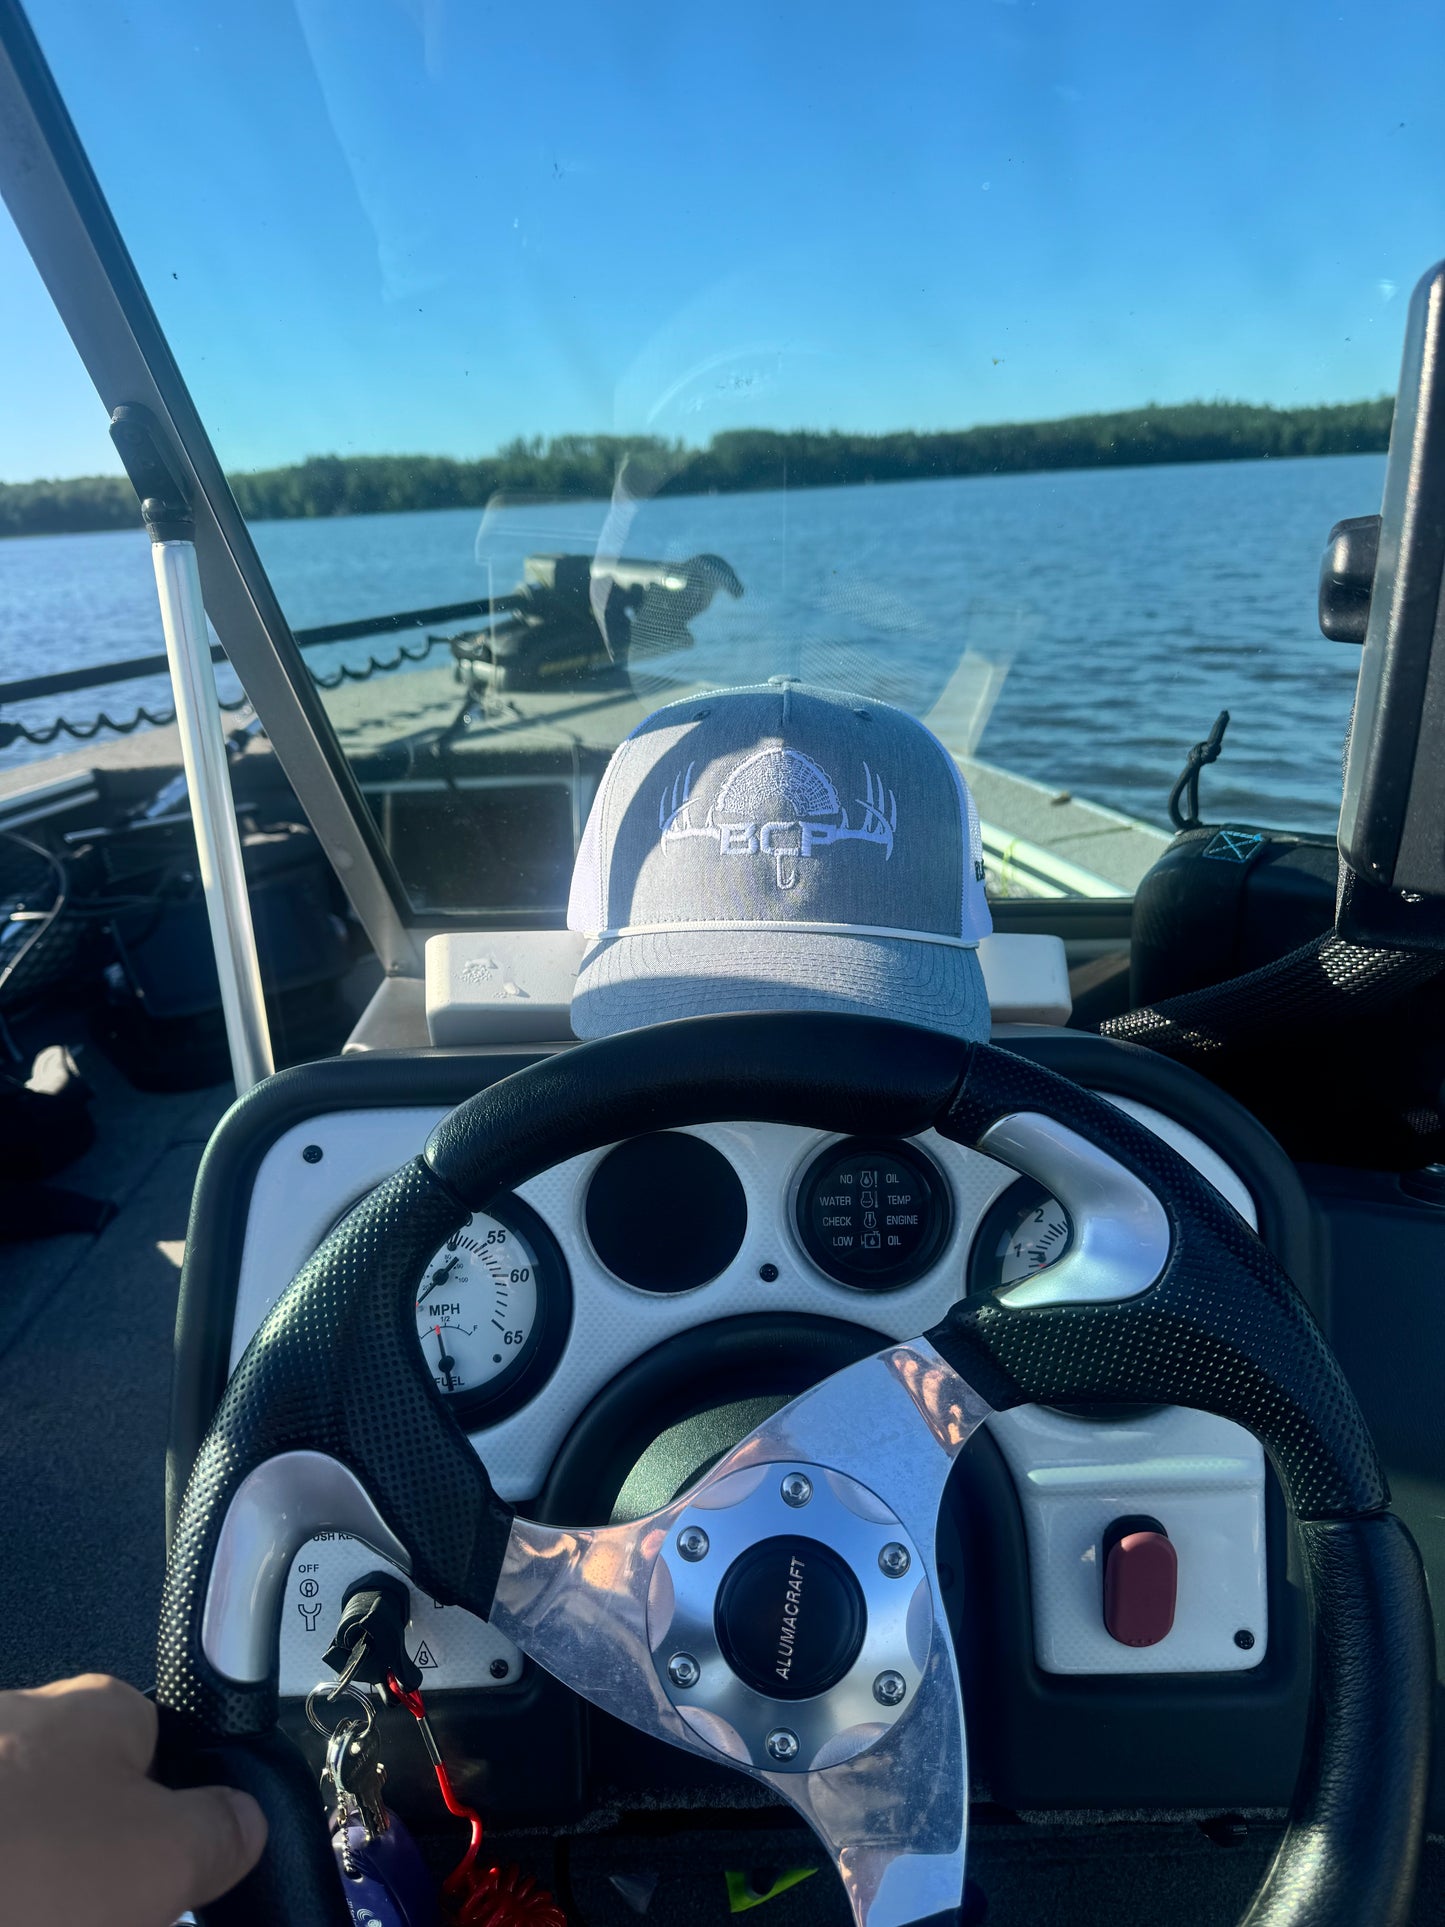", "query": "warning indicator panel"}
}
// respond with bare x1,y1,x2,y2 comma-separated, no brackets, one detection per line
796,1138,951,1290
